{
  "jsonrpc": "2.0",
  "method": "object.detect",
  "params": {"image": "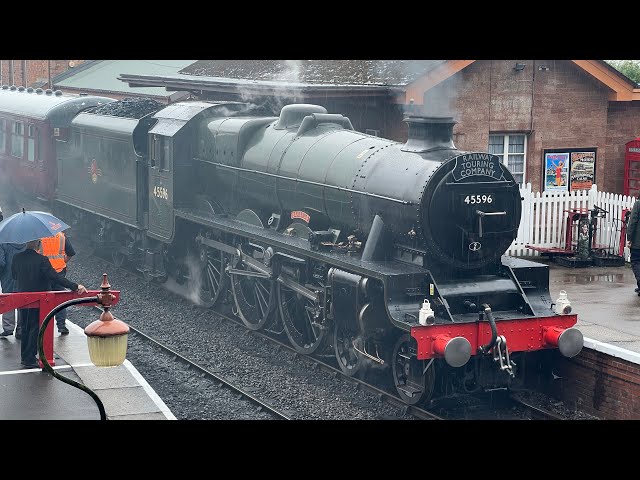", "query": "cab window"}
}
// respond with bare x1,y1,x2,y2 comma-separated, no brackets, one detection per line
151,134,170,171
